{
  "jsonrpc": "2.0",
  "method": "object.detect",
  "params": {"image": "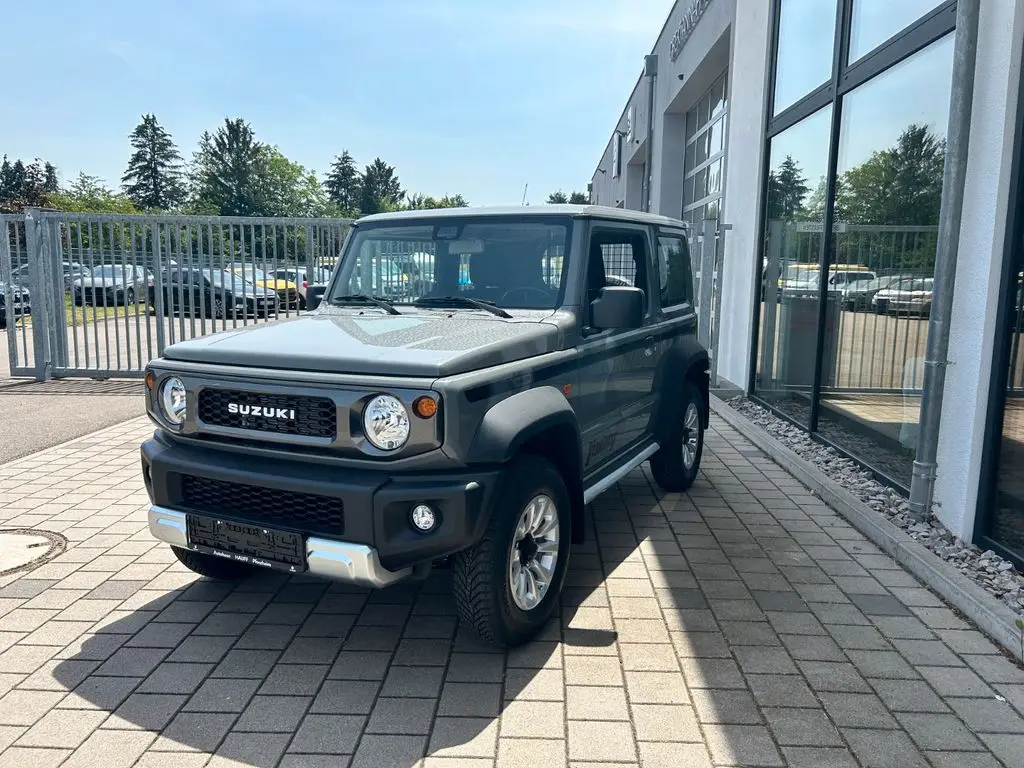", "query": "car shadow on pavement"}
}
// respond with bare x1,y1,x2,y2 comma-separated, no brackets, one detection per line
52,464,771,767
